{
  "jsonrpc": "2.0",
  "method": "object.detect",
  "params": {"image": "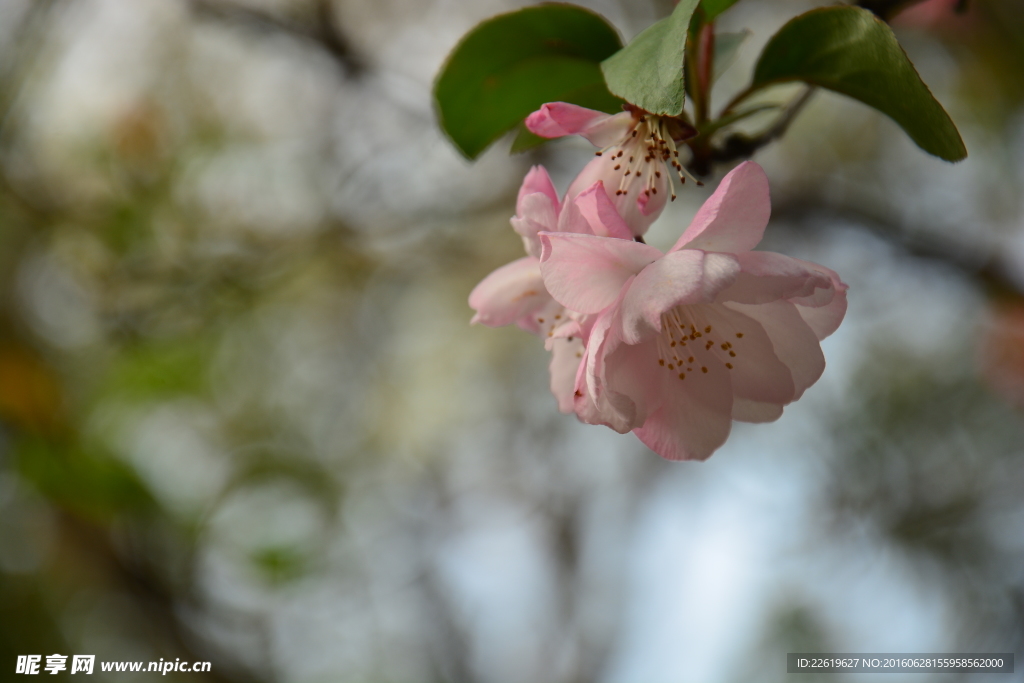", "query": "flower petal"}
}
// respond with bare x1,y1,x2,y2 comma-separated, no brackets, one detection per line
671,161,771,254
574,298,642,433
788,260,849,340
512,197,557,259
538,233,662,314
525,103,634,147
696,303,797,405
723,300,825,400
549,336,585,414
559,181,633,240
632,345,734,461
620,251,740,344
468,257,548,328
517,165,559,211
716,251,834,304
564,156,669,237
